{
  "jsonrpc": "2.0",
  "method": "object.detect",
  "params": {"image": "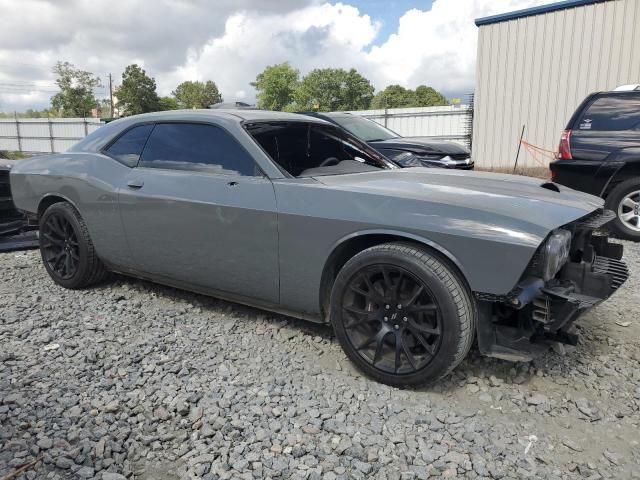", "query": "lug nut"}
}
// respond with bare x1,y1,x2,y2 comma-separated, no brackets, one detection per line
383,317,388,321
403,317,408,322
394,325,399,329
397,304,402,309
385,305,390,309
